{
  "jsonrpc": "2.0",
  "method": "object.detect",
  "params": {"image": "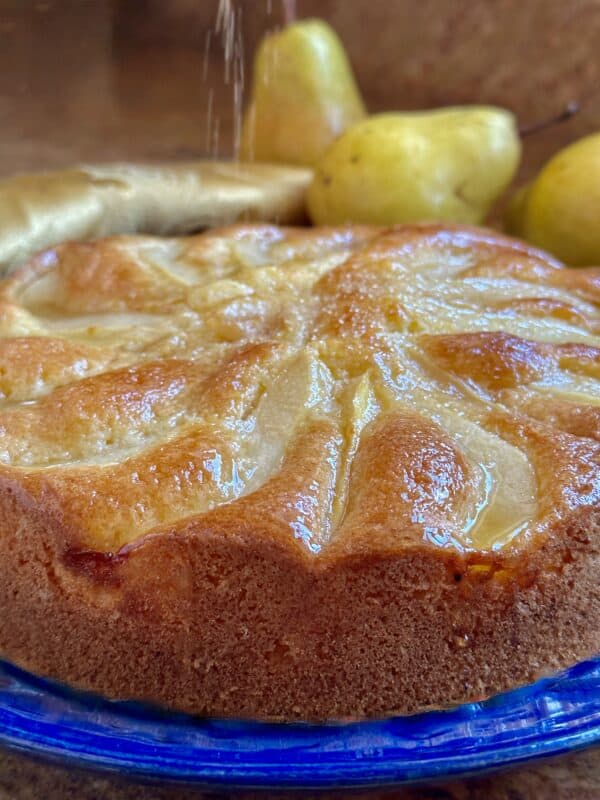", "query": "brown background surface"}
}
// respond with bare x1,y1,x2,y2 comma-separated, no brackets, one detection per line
1,0,599,796
2,0,600,179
